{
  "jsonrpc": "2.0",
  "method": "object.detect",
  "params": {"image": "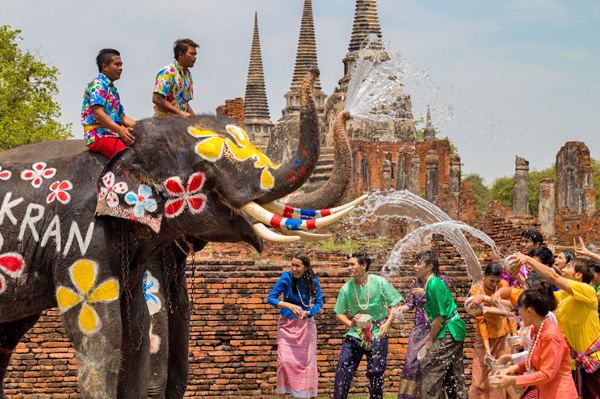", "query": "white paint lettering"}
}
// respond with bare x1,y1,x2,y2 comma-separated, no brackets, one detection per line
41,214,61,253
0,192,24,226
18,204,45,242
63,221,94,257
